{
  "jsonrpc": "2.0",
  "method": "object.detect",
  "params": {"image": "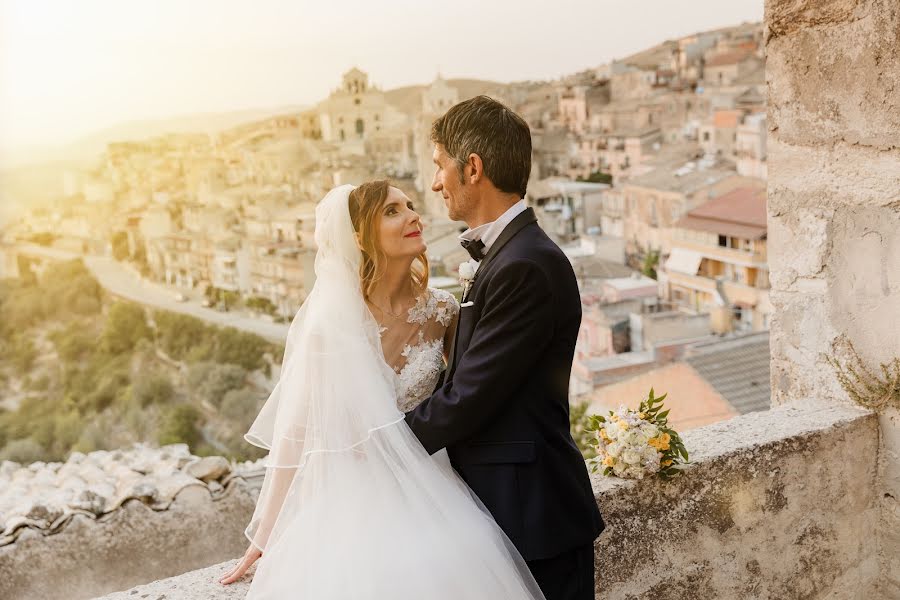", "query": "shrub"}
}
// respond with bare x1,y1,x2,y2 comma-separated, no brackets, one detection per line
0,438,47,463
158,404,203,448
220,387,263,429
187,362,247,408
133,372,176,408
101,302,151,354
